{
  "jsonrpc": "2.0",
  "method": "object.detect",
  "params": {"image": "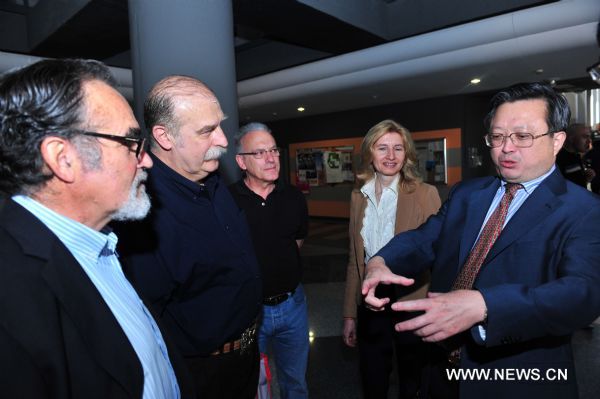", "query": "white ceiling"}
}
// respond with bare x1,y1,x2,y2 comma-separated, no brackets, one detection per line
237,0,600,122
0,0,597,125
